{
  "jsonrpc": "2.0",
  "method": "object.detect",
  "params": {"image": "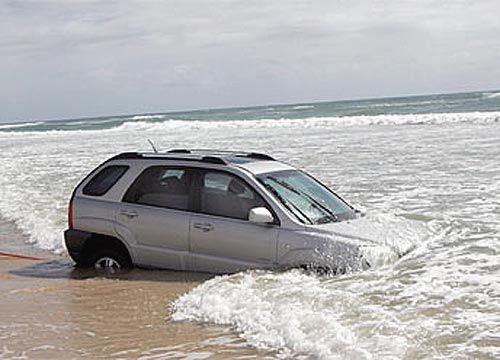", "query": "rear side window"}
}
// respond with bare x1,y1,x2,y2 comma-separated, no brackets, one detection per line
82,165,129,196
123,167,191,210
